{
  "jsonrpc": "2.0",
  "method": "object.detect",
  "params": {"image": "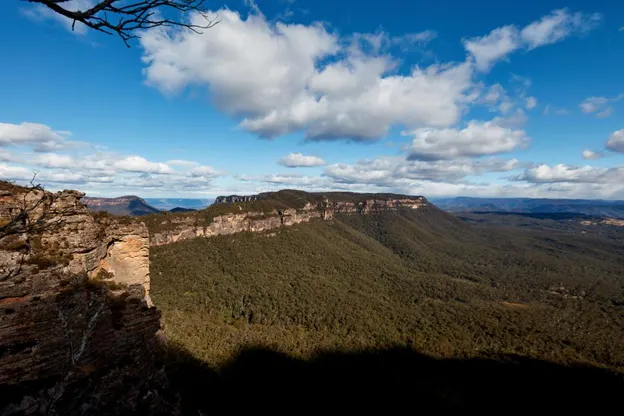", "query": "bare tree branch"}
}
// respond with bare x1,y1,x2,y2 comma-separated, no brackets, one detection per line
23,0,219,47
